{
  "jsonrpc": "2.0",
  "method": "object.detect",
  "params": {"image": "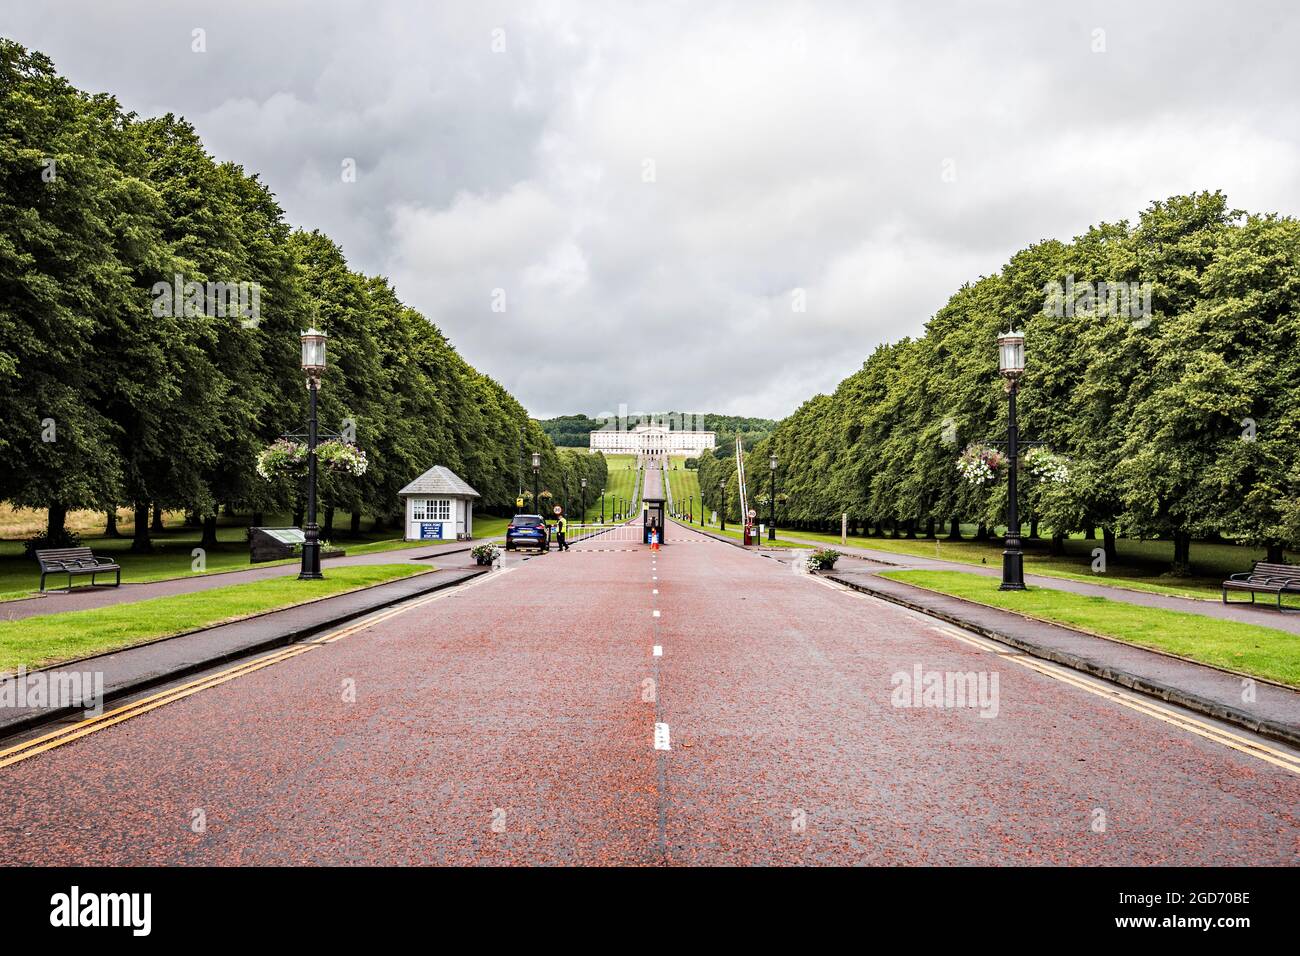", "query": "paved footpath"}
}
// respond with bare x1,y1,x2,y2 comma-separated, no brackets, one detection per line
765,532,1300,636
0,524,1296,865
0,539,476,622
